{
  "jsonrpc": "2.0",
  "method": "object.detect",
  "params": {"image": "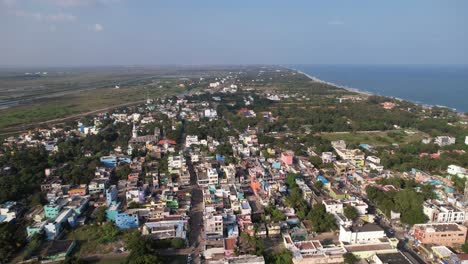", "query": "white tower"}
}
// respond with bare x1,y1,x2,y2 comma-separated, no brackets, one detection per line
132,123,138,138
464,181,468,206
